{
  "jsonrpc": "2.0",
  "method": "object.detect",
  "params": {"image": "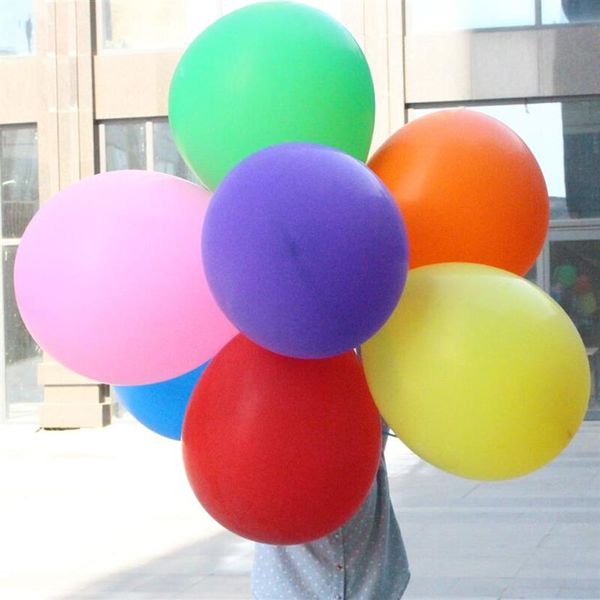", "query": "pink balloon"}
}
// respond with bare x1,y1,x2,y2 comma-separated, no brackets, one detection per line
15,170,236,385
